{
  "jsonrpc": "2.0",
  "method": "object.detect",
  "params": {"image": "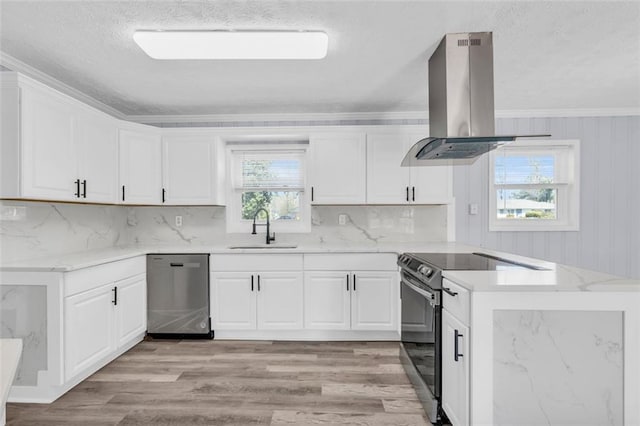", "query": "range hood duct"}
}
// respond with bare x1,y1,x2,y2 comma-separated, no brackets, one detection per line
402,32,549,166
